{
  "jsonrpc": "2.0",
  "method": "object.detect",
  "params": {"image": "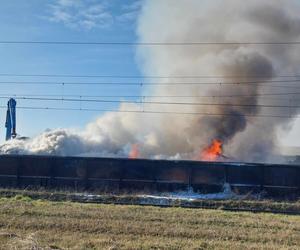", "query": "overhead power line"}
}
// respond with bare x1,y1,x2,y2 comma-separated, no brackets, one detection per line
2,92,300,98
1,41,300,46
1,73,300,79
1,96,300,109
1,79,300,87
0,105,298,119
